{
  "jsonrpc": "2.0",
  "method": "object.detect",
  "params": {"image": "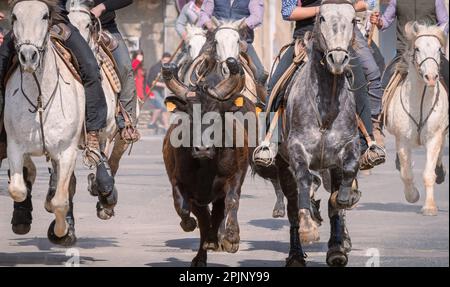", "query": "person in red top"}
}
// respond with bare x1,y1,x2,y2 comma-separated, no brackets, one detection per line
131,50,148,104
